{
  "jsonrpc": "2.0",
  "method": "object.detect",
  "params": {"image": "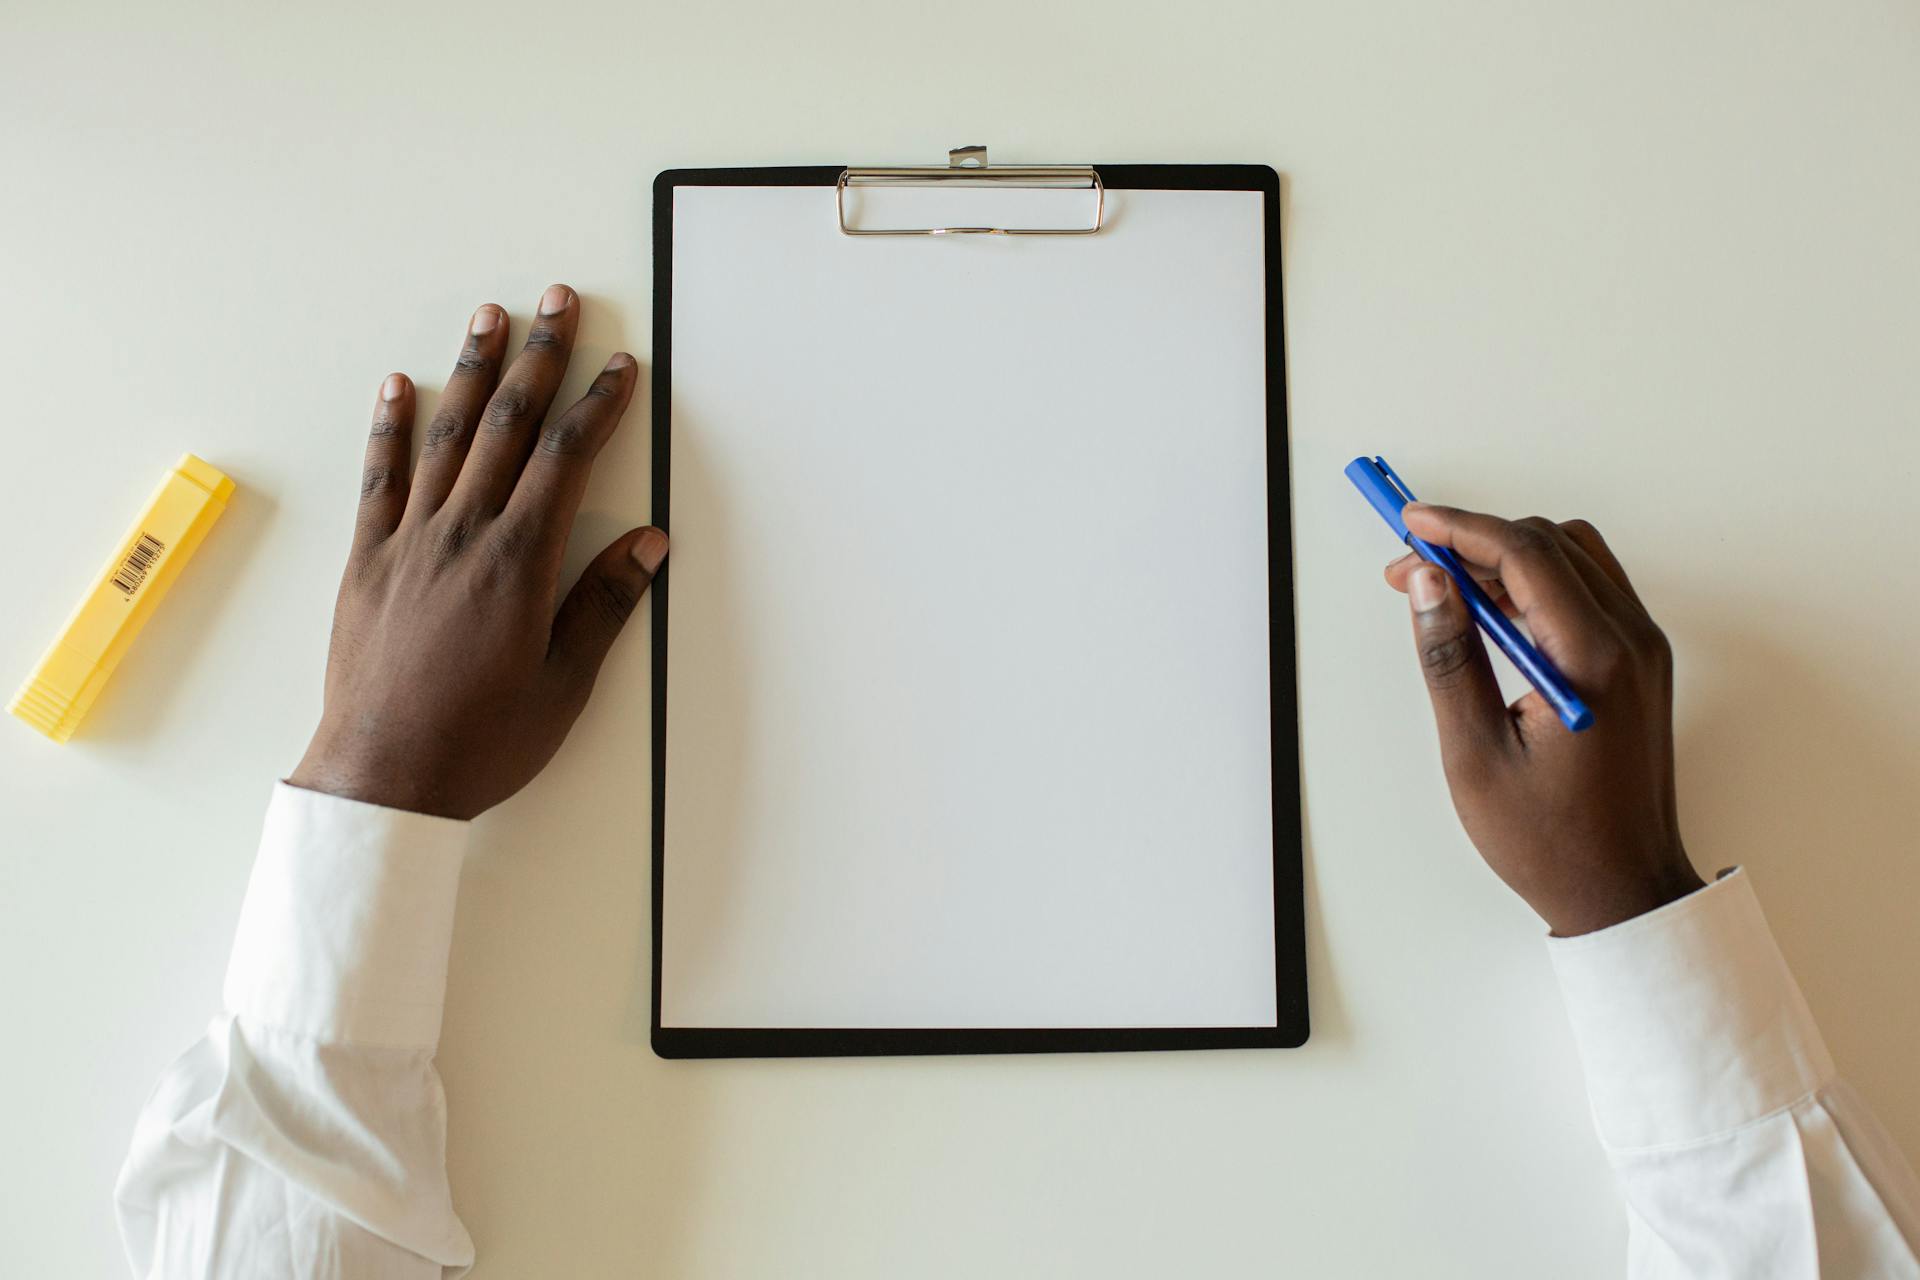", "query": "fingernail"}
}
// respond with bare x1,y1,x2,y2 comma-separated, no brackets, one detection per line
1403,502,1430,517
470,305,501,336
1386,552,1416,573
380,372,407,402
607,352,636,372
631,528,669,574
1410,565,1447,611
539,284,573,316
